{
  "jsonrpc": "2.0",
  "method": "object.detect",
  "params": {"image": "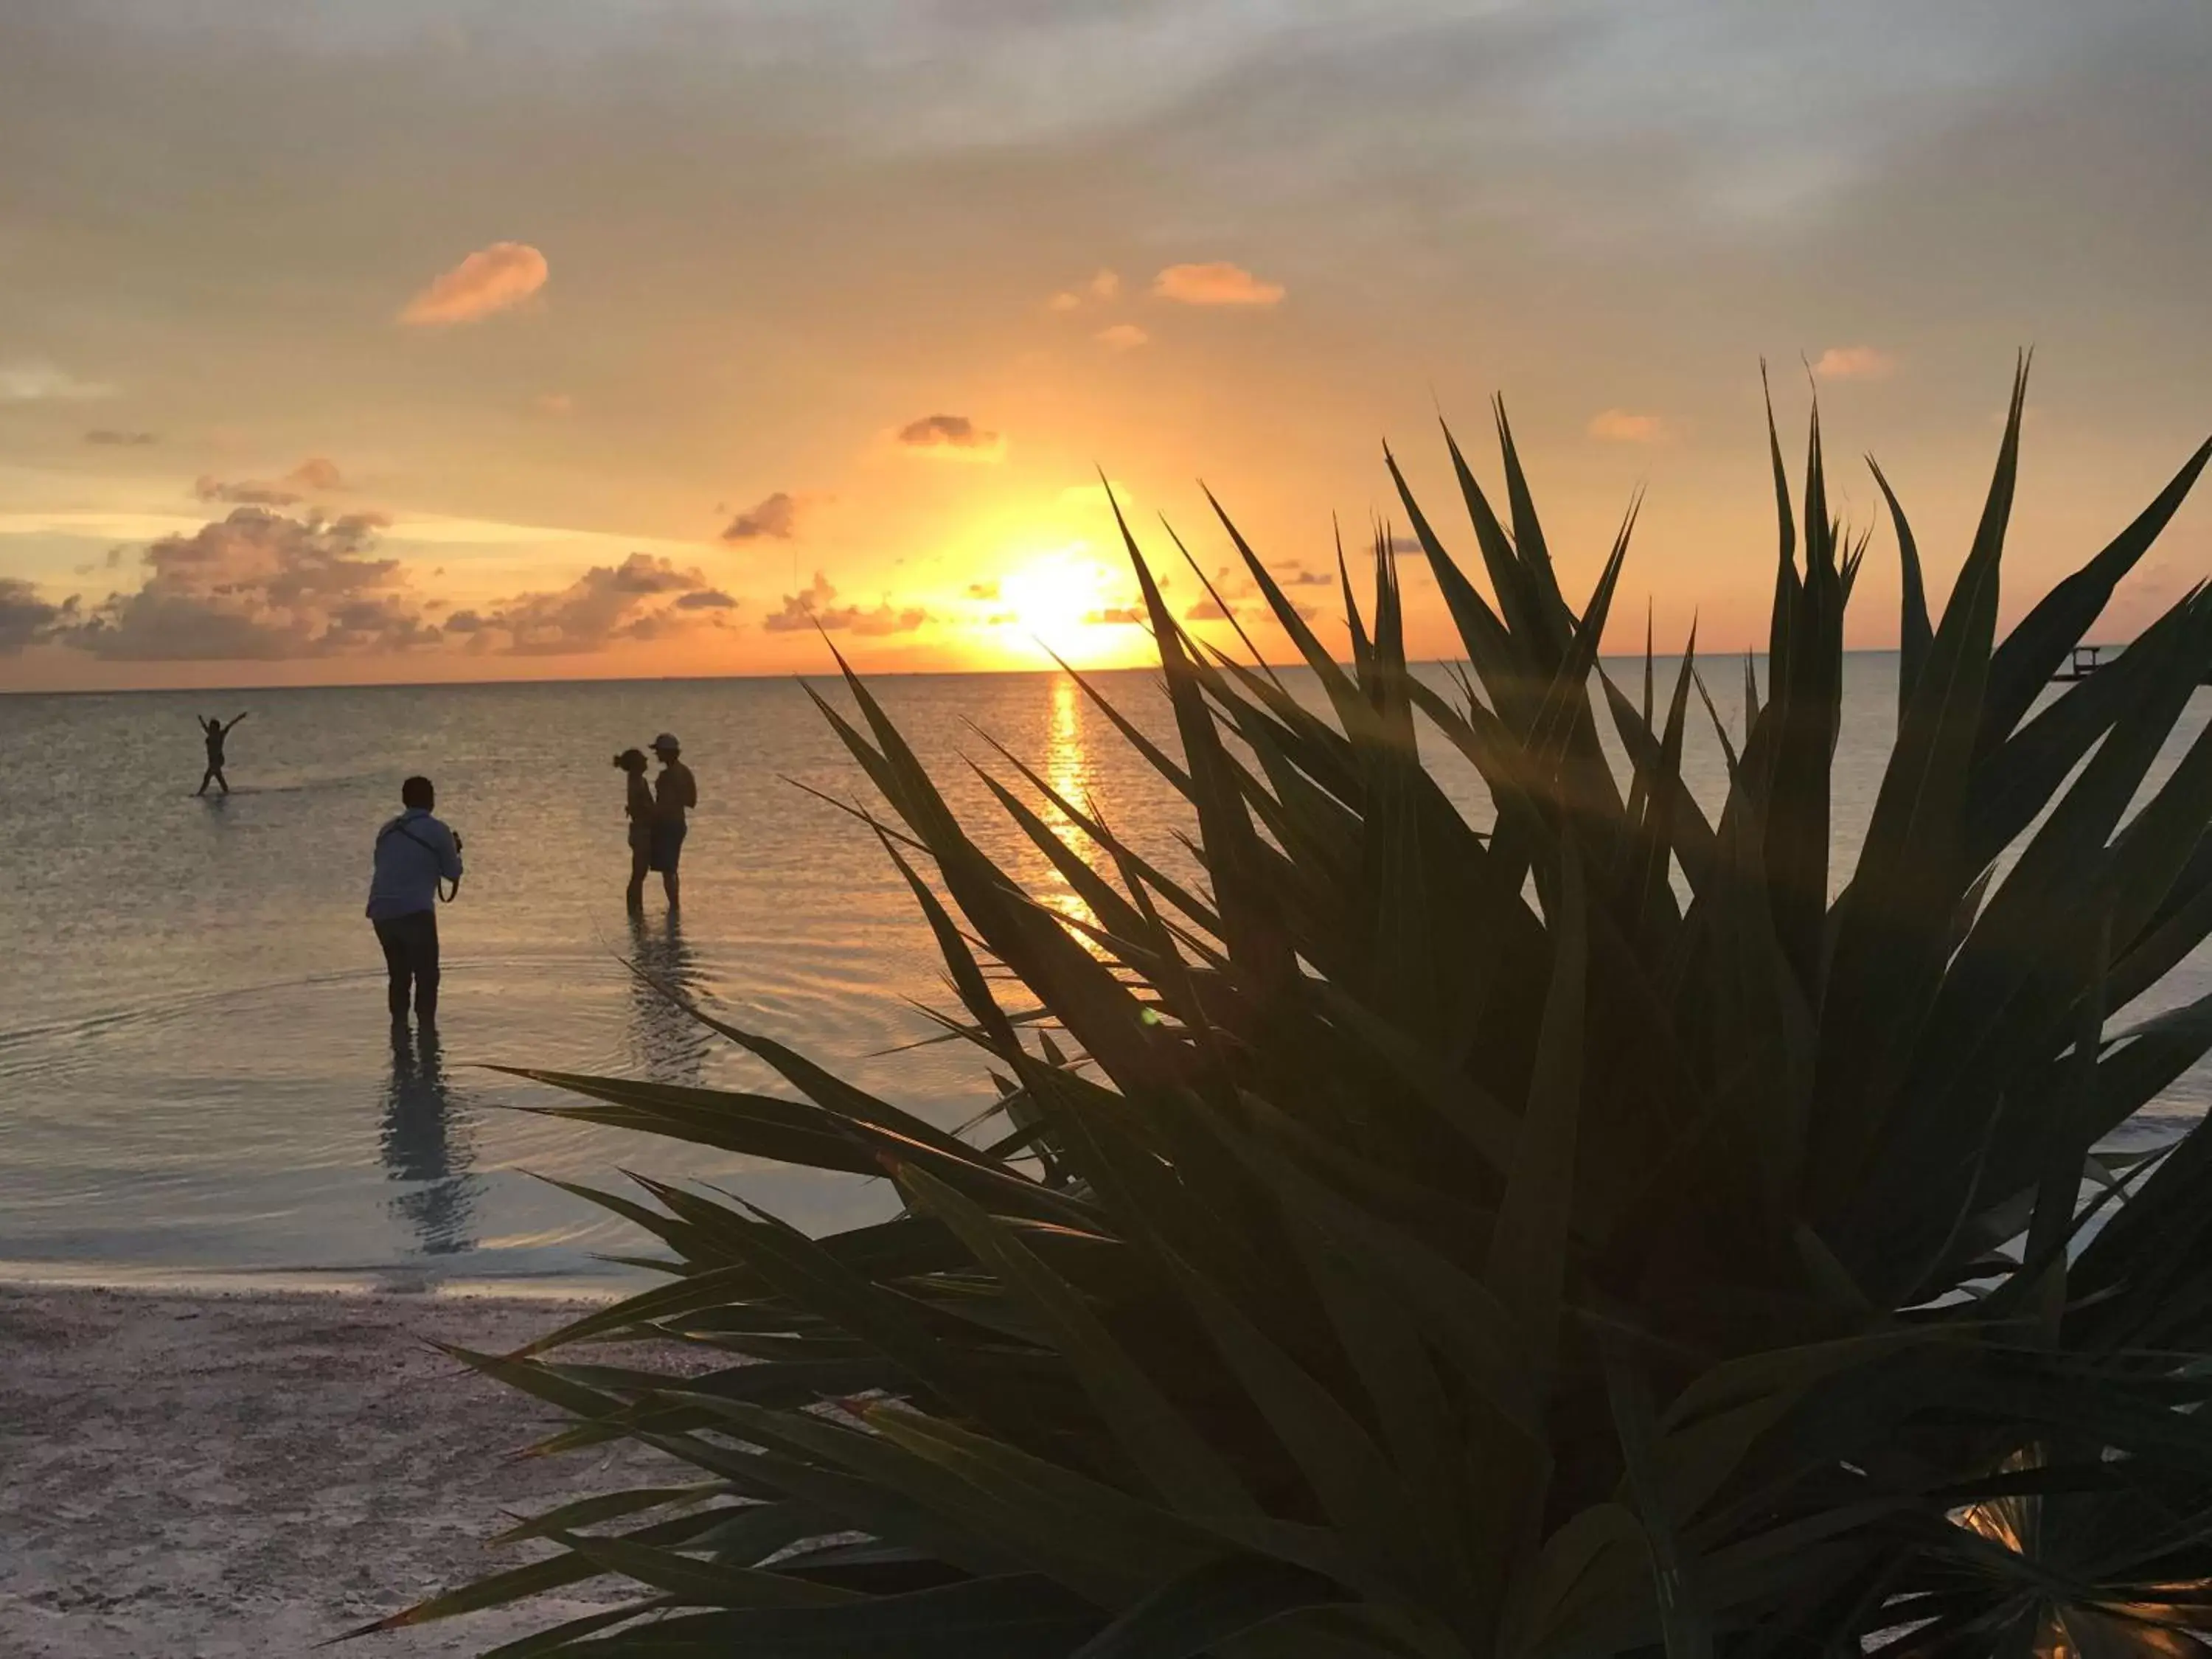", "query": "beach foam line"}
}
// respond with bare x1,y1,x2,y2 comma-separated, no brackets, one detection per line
0,1259,628,1303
